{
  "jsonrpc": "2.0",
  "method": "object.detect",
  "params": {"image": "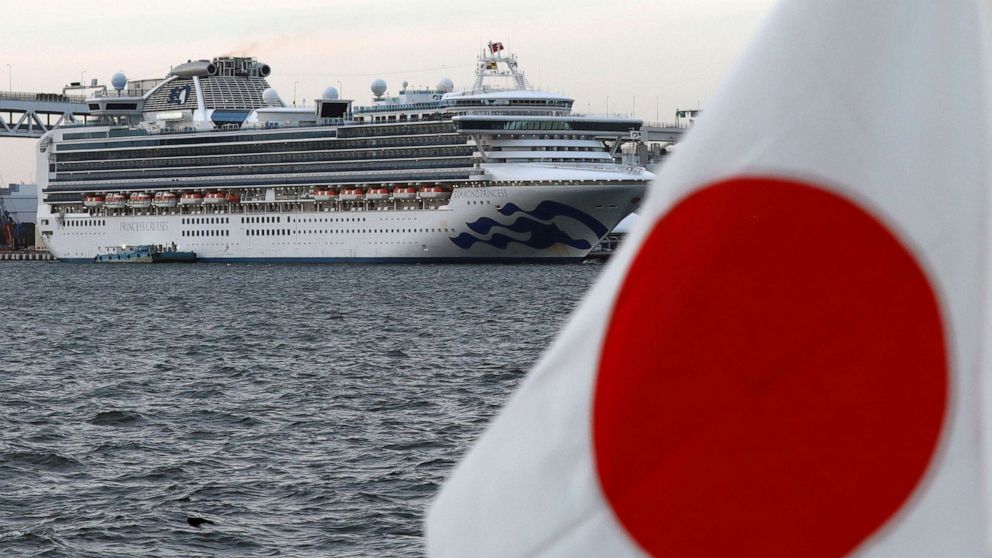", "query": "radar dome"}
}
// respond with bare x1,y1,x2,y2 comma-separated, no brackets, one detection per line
370,79,387,97
321,86,339,101
437,77,454,93
262,88,281,106
402,80,409,89
111,72,128,91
